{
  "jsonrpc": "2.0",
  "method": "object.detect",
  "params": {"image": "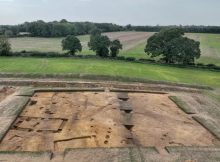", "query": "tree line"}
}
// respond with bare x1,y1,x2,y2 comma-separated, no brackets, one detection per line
0,20,123,37
1,20,220,37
